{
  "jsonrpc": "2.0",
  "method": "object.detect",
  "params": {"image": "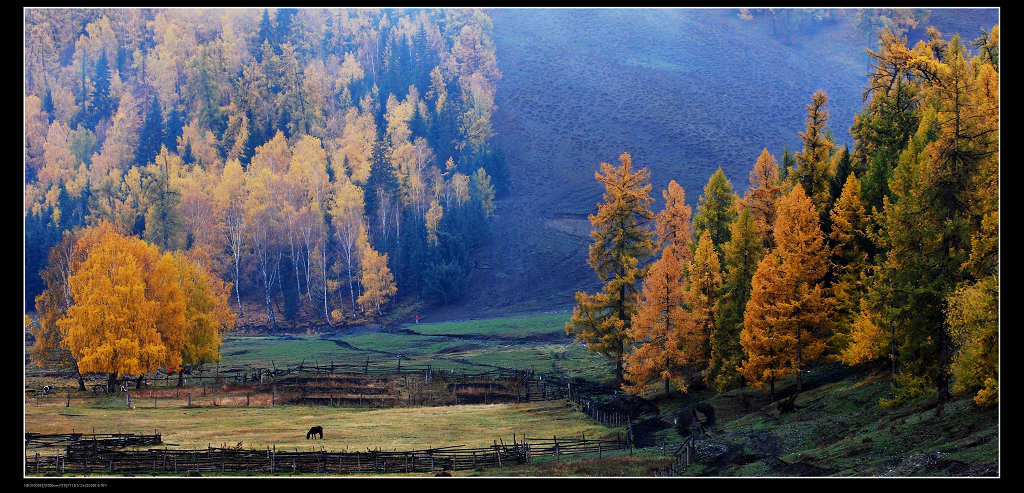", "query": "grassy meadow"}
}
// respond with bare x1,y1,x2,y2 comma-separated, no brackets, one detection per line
205,312,614,380
25,398,622,454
